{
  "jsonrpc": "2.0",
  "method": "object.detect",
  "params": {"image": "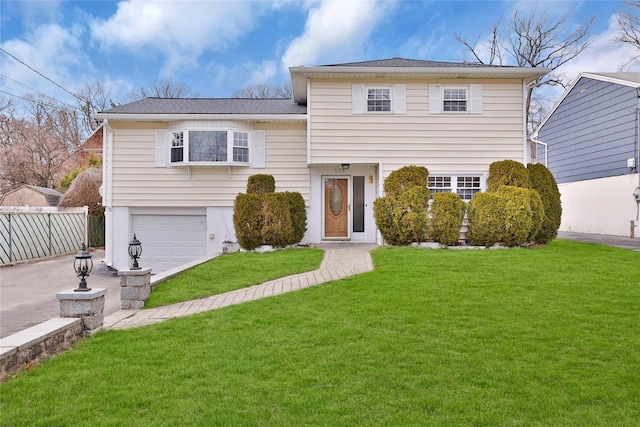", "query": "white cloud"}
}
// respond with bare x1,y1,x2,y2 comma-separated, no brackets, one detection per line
247,60,278,85
1,23,91,102
553,13,639,98
280,0,394,70
90,0,264,77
